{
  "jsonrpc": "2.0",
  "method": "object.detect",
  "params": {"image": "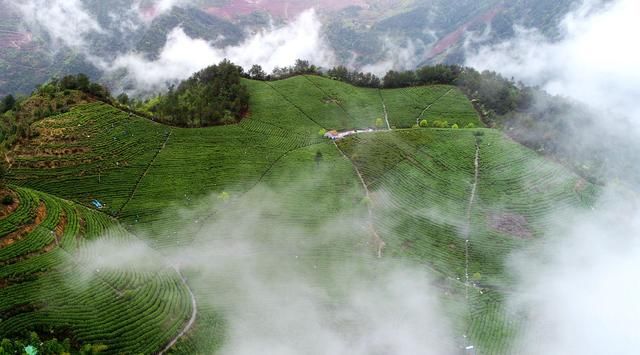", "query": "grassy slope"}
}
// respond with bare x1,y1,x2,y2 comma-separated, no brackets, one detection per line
337,129,595,353
2,76,594,354
381,85,482,128
7,102,169,215
0,186,191,354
